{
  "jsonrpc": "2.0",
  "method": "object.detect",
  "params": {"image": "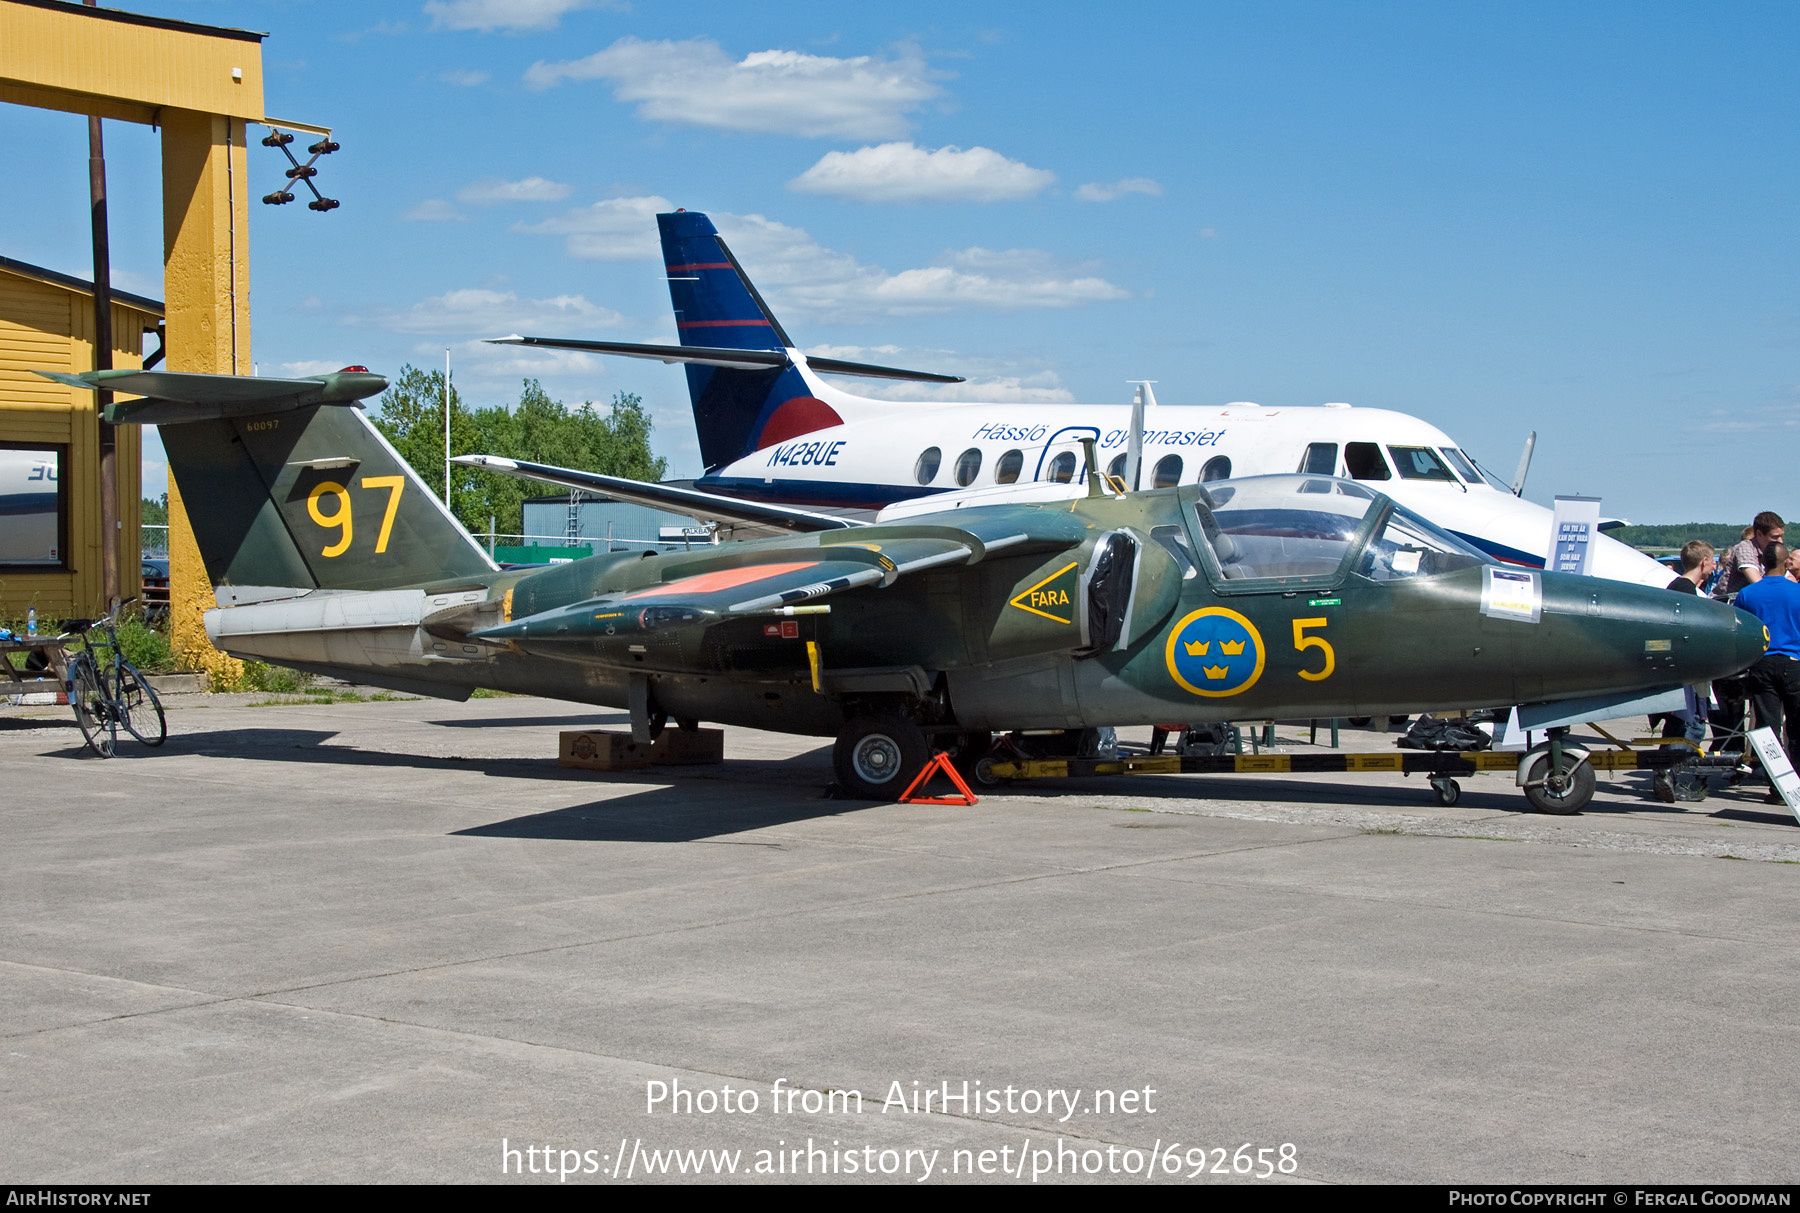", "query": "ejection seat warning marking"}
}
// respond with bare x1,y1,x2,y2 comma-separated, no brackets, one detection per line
1009,562,1080,624
1481,567,1542,623
1748,727,1800,824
